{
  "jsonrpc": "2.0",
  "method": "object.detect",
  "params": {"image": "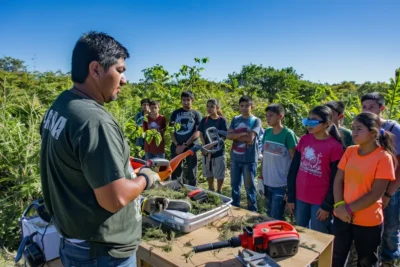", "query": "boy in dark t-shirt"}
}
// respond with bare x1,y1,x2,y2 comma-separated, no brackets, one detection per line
170,91,202,186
